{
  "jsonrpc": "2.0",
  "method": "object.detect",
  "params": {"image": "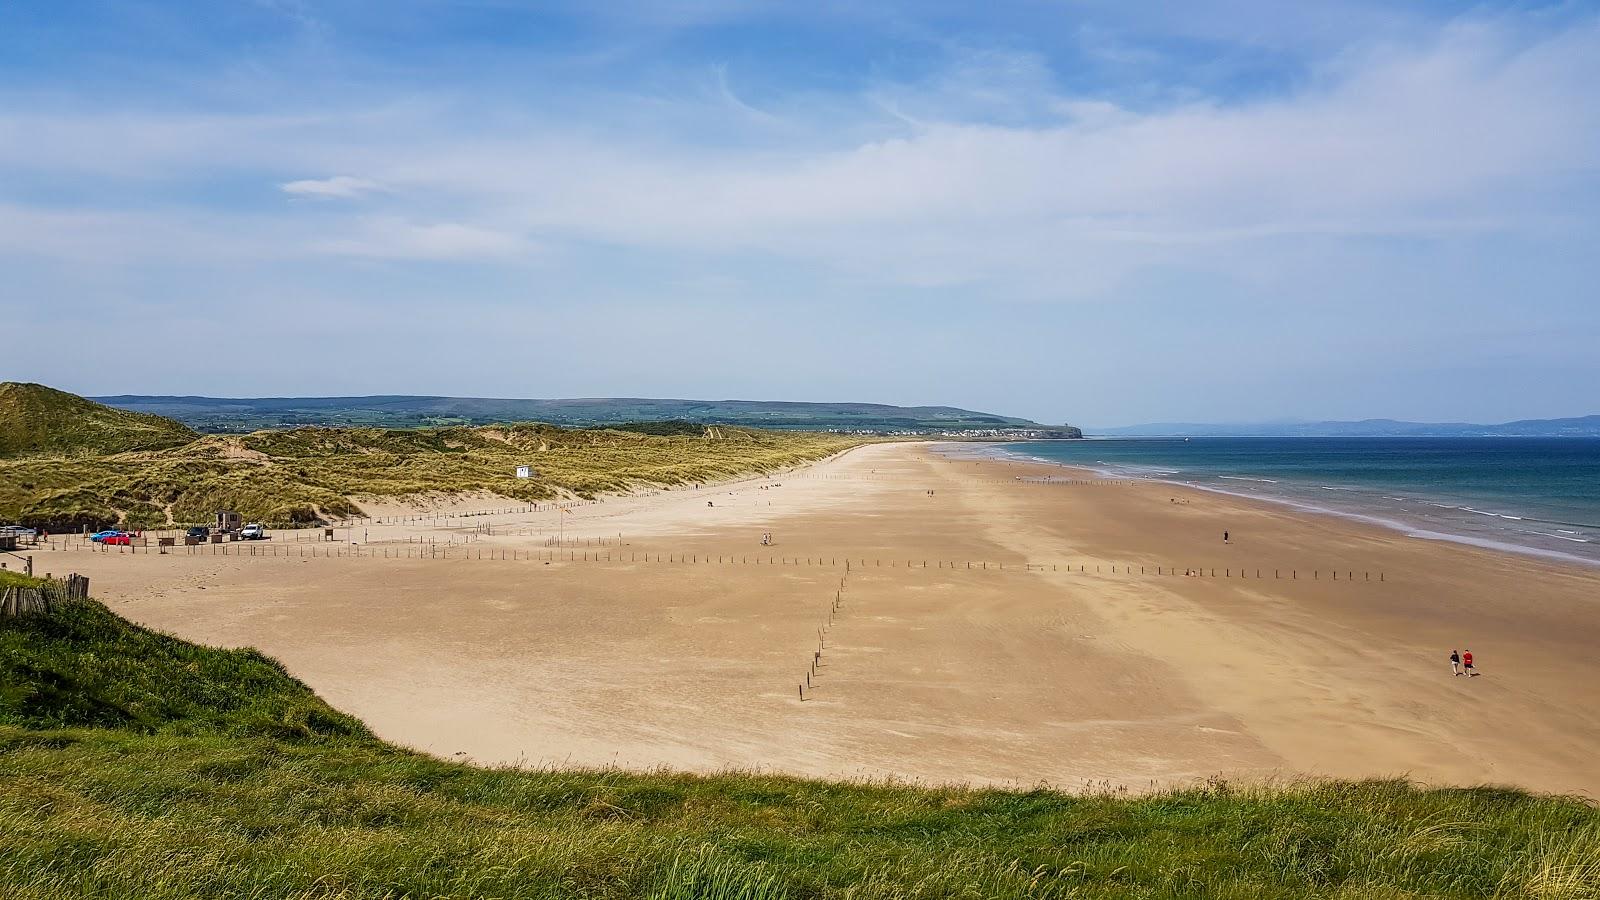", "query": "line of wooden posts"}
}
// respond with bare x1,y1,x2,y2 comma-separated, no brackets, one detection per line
42,540,1389,582
801,568,850,702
